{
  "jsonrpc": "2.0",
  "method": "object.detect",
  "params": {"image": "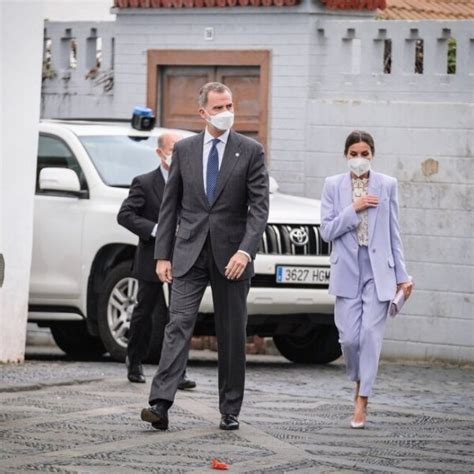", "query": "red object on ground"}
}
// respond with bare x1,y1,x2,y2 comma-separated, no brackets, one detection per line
211,459,230,470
